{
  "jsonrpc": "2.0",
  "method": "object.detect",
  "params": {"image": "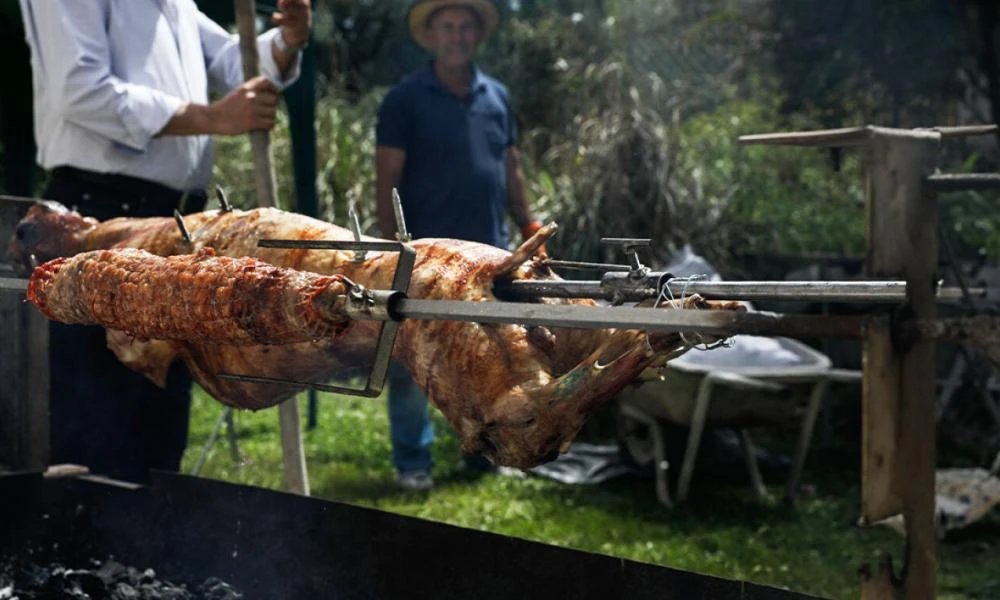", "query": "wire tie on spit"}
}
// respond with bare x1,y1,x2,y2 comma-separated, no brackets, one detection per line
341,276,362,298
656,273,732,352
